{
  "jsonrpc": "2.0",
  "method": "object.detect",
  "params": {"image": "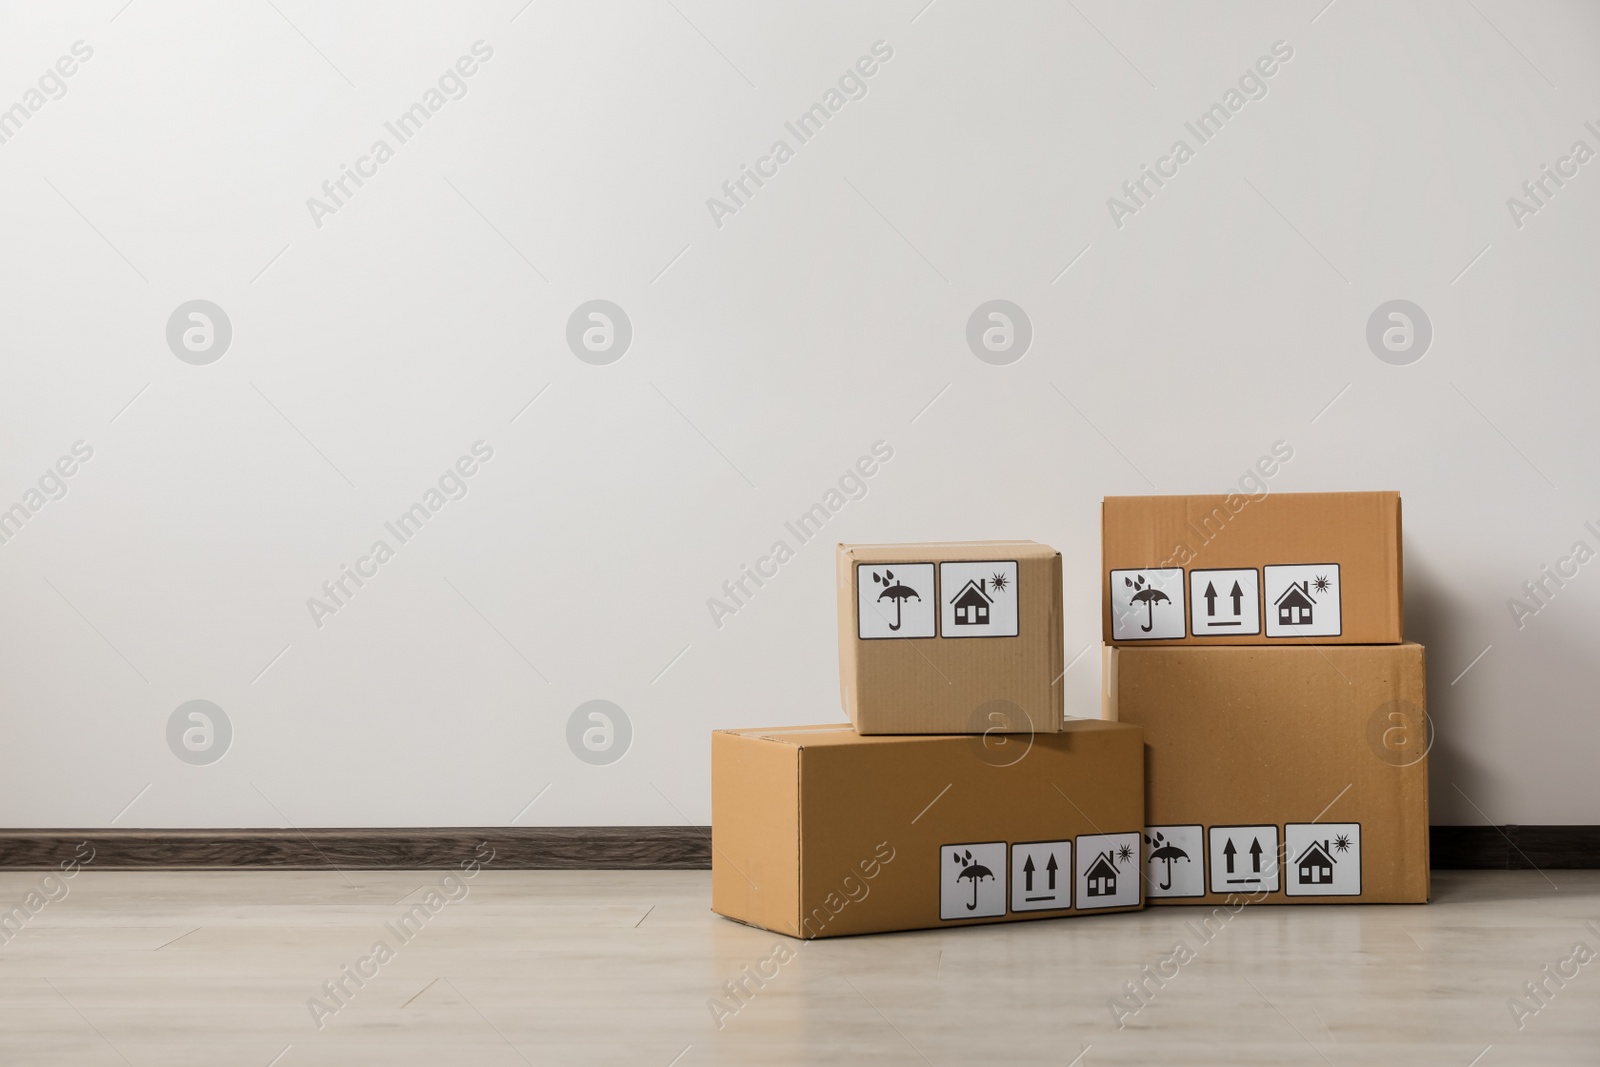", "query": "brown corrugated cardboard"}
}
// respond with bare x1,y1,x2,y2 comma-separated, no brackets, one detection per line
1102,491,1402,645
836,541,1064,734
711,720,1144,937
1105,642,1429,905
